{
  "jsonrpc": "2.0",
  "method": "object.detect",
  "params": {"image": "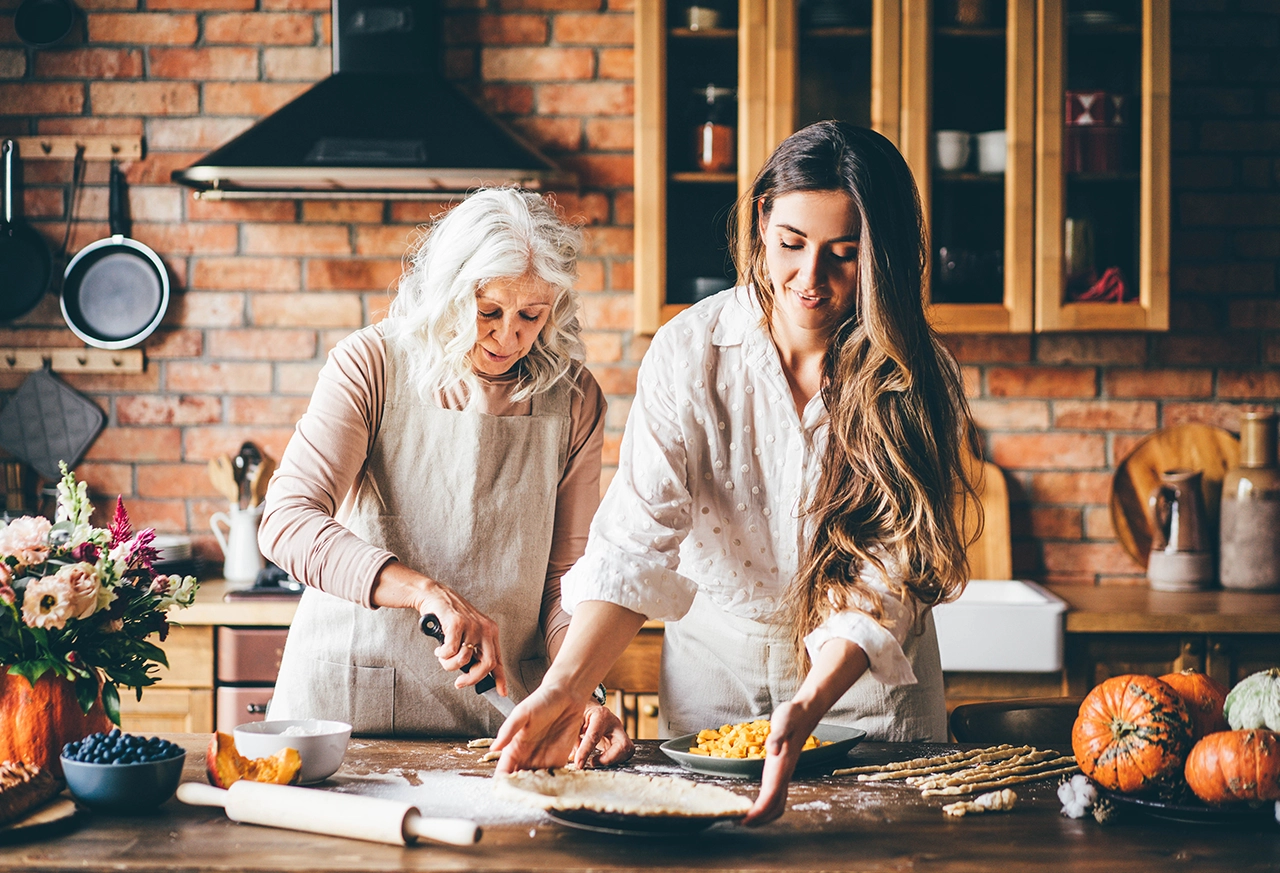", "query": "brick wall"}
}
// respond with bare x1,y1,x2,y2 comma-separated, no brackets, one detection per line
0,0,1276,588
